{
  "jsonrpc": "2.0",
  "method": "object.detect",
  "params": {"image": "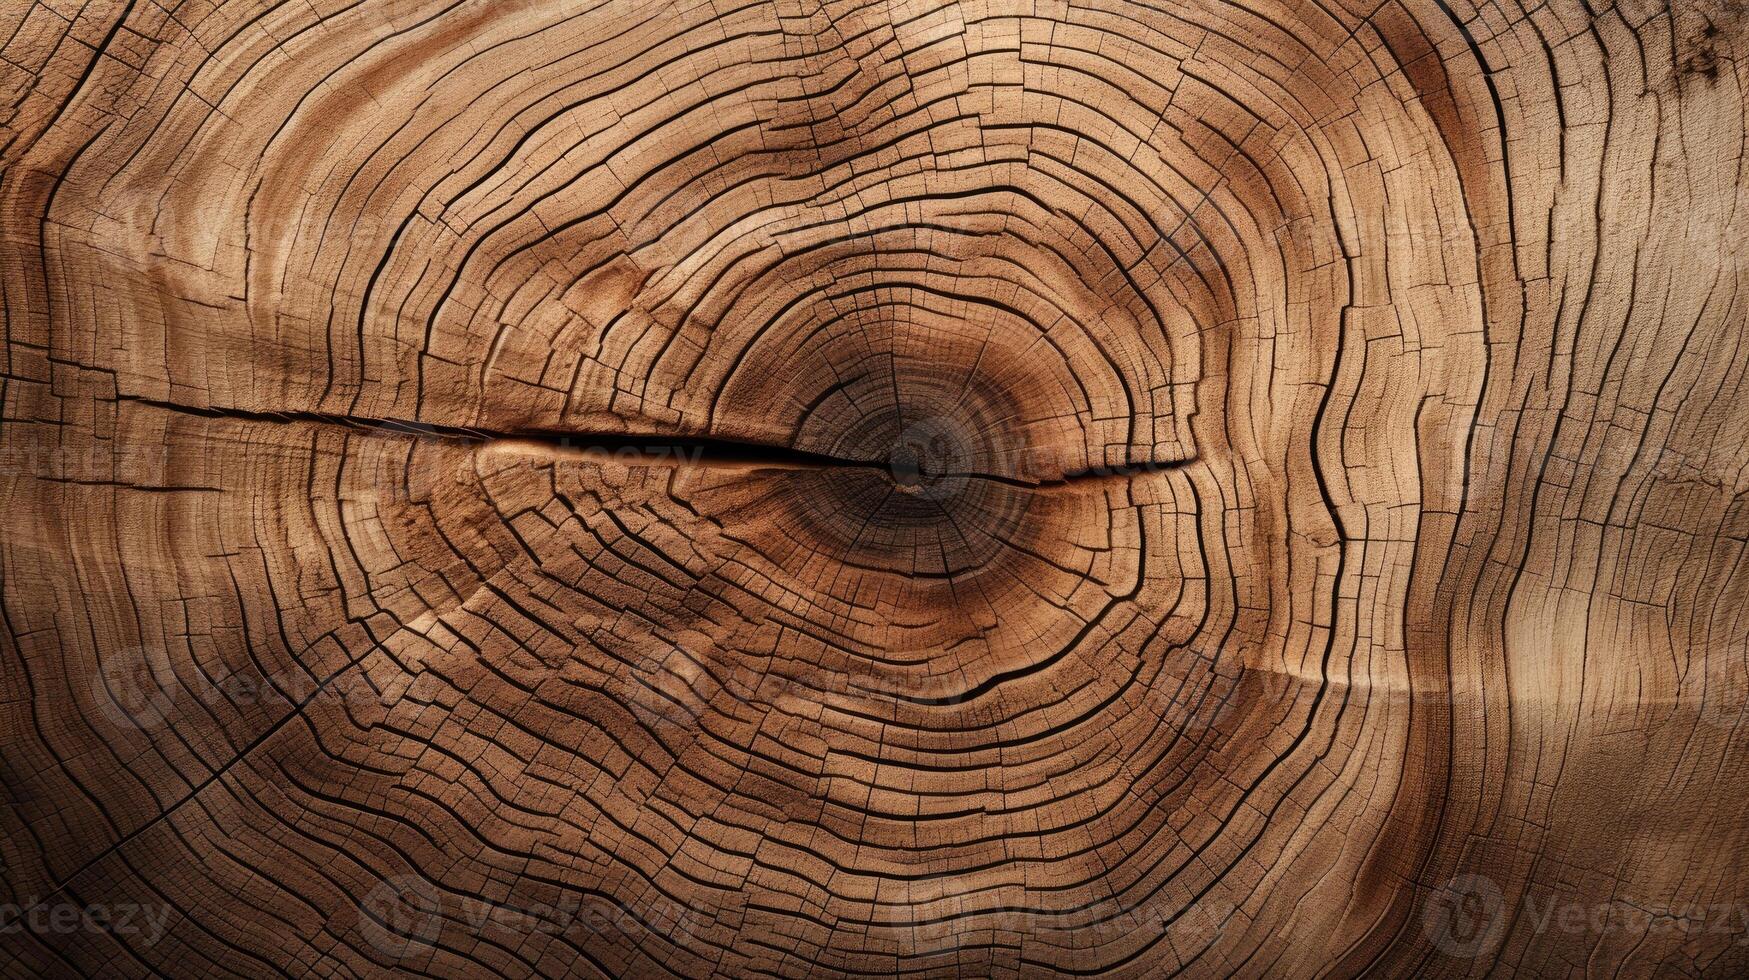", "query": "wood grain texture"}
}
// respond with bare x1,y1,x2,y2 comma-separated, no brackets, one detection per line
2,0,1746,976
